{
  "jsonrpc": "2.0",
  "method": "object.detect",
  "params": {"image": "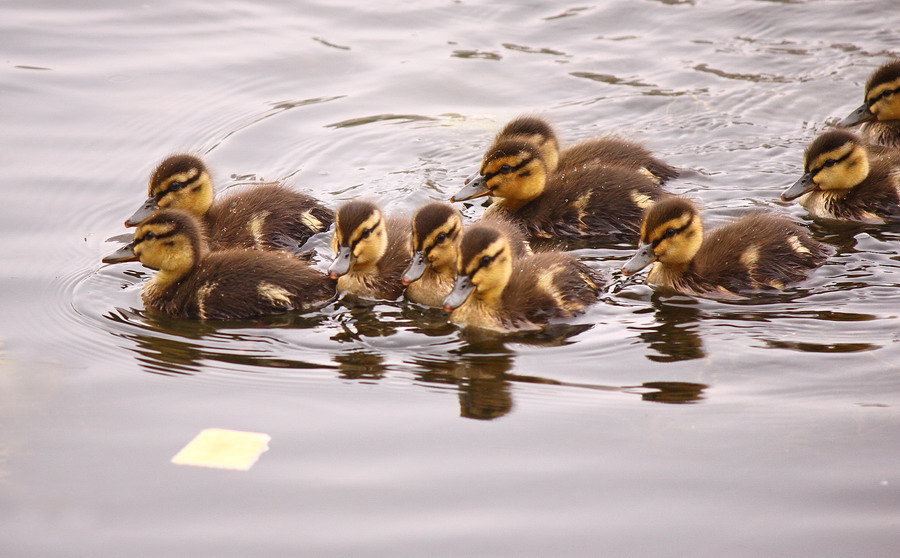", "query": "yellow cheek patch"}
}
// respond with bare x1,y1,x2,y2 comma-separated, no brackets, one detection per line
171,428,271,471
